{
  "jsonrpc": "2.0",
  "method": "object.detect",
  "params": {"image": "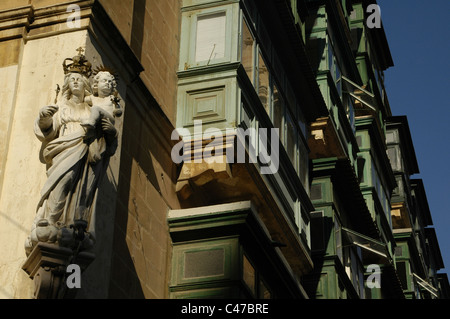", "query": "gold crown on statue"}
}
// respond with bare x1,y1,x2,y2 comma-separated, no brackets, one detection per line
62,47,92,77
